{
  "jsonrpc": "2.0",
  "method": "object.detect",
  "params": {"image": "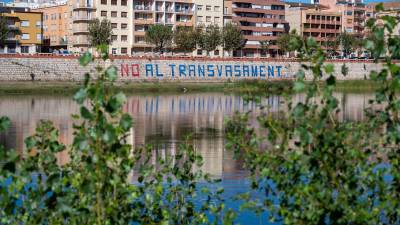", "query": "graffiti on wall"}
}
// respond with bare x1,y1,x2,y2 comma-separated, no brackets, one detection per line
120,63,292,79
